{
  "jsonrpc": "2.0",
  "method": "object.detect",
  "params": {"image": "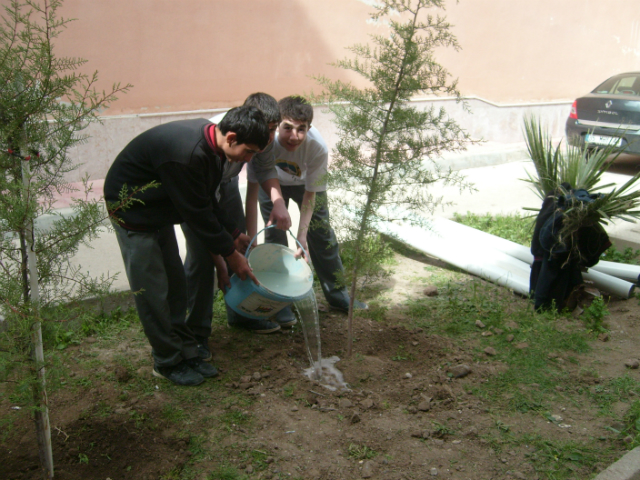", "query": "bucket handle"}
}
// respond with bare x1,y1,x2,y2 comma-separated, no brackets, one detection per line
246,225,310,261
